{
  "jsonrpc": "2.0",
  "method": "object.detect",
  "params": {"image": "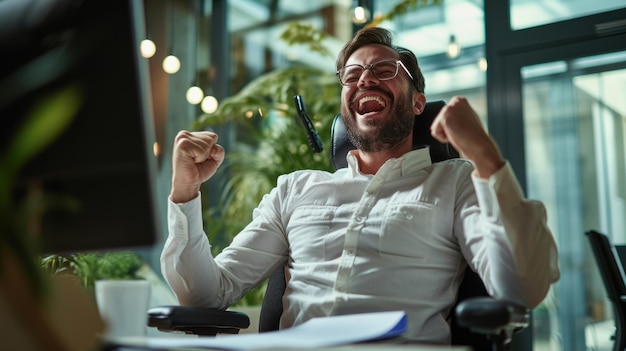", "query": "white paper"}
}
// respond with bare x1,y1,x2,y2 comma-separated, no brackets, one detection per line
114,310,407,350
